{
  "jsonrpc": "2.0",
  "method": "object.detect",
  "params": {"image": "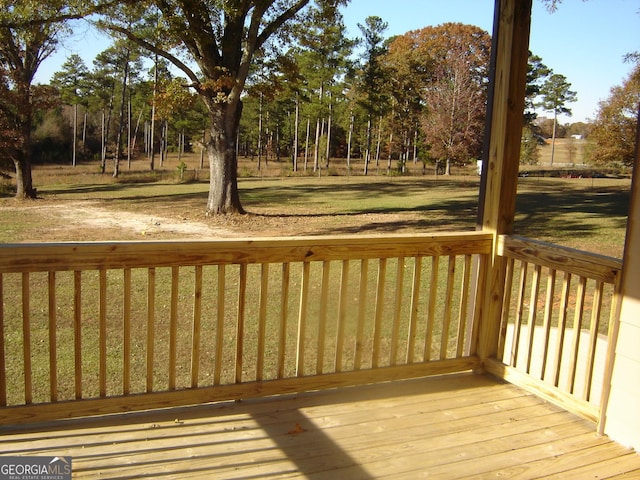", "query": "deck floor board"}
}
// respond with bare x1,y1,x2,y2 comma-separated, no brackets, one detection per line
1,373,638,479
